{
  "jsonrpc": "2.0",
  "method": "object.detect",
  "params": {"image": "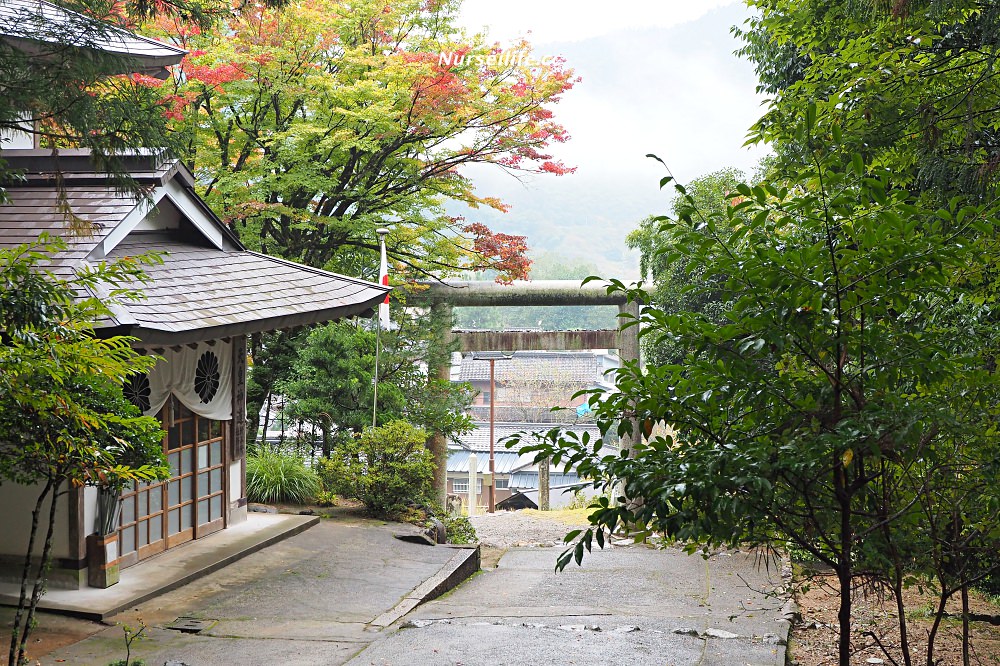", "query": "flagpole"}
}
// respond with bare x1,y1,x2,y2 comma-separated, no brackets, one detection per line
373,315,381,429
372,227,390,429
